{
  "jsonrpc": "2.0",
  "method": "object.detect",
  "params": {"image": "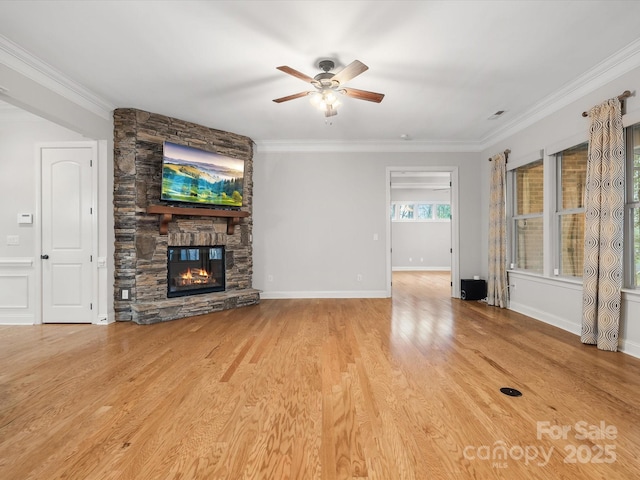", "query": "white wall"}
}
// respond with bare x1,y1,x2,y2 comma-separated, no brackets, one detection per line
1,57,114,324
480,64,640,358
253,150,479,298
391,188,451,270
0,111,85,323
